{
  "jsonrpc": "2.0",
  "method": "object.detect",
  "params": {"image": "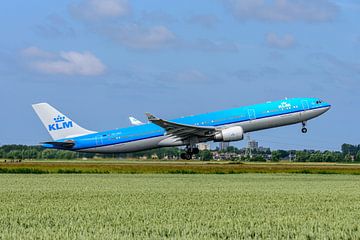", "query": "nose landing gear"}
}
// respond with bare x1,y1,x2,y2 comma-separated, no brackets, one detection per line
301,121,307,133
